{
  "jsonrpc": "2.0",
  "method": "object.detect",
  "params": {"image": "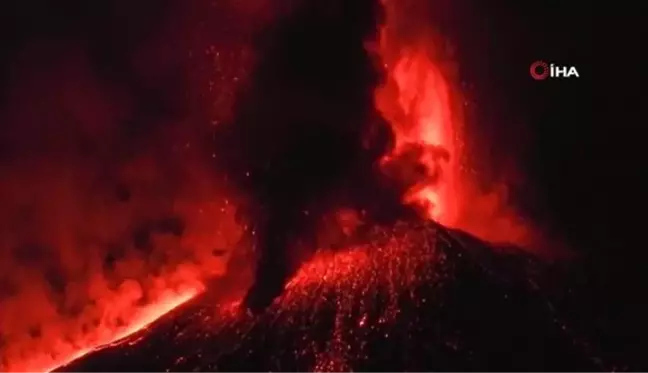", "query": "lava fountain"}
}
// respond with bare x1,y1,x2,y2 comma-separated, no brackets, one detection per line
376,0,530,246
376,39,460,224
